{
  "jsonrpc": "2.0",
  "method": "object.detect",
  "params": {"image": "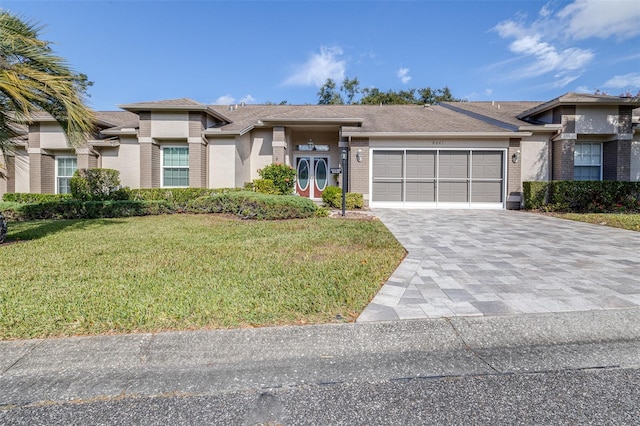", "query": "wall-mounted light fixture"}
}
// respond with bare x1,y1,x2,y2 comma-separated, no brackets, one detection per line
307,139,314,151
356,148,362,162
511,149,521,163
